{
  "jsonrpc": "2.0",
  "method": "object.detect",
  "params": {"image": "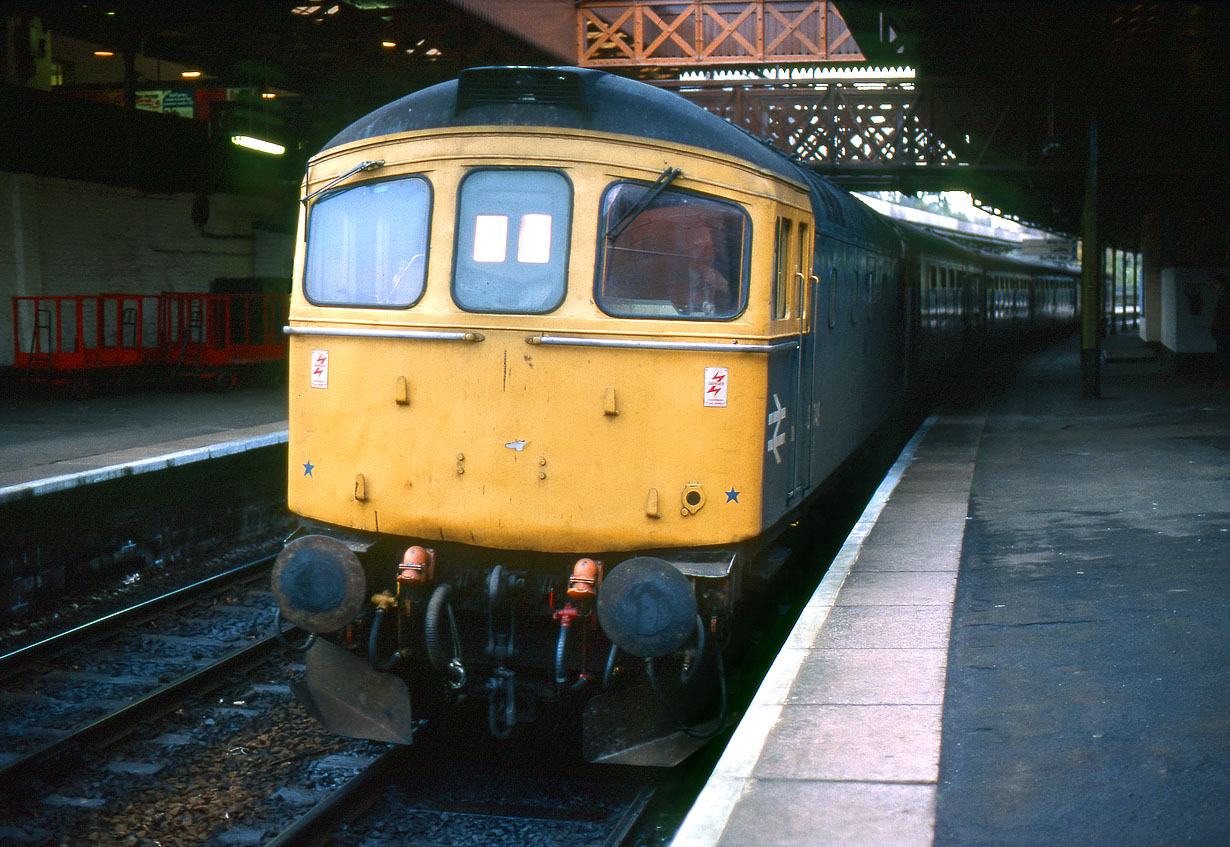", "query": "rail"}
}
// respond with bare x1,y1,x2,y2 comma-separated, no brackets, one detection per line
264,747,413,847
0,555,275,678
0,633,280,790
0,554,279,790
